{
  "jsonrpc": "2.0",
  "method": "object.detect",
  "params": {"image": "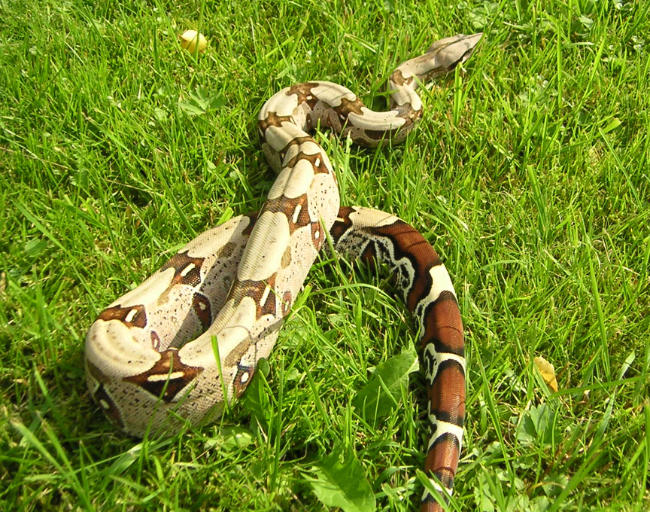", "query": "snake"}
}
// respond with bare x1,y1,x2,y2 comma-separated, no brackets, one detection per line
85,33,481,511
